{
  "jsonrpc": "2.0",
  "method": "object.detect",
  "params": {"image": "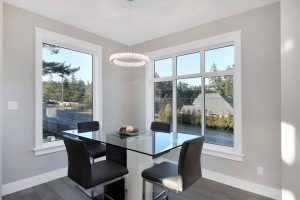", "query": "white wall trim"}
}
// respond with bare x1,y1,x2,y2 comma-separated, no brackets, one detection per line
2,167,68,196
34,27,103,155
33,141,65,156
145,30,243,161
2,156,106,196
202,168,281,200
155,158,281,200
2,156,280,199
